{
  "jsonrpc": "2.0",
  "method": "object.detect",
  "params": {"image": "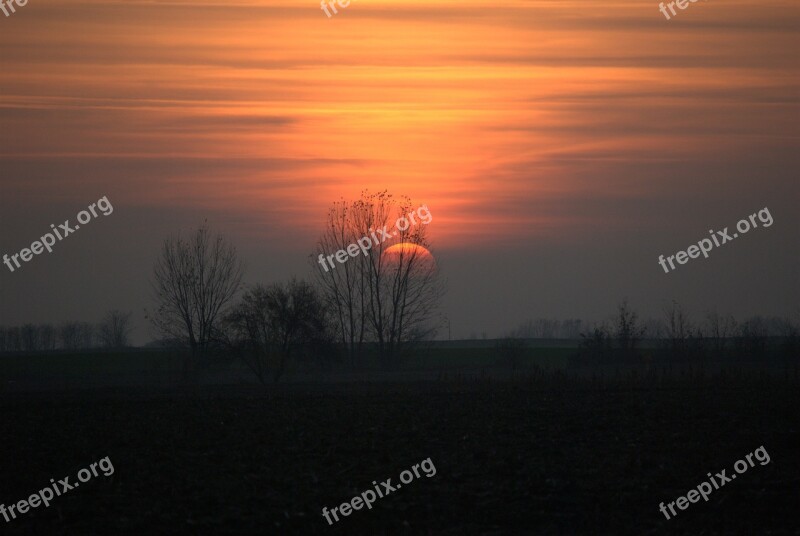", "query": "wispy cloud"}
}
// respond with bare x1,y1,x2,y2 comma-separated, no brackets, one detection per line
1,0,798,247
